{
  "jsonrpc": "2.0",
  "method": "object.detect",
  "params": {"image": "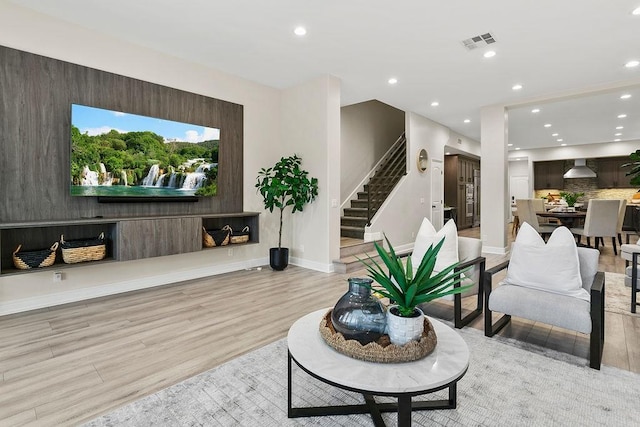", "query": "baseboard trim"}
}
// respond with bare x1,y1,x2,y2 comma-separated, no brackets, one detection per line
482,245,509,255
290,257,334,273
